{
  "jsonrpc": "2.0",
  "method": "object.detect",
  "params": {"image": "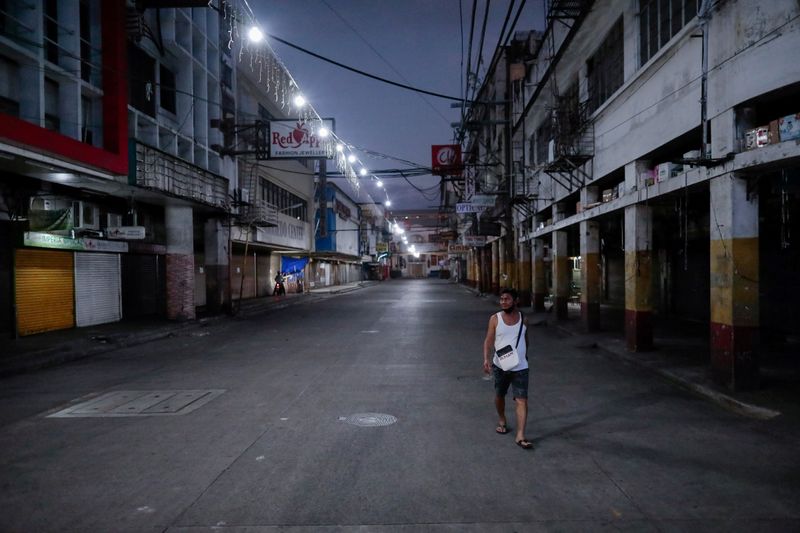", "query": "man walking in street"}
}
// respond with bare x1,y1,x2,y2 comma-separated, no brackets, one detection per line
483,288,533,449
